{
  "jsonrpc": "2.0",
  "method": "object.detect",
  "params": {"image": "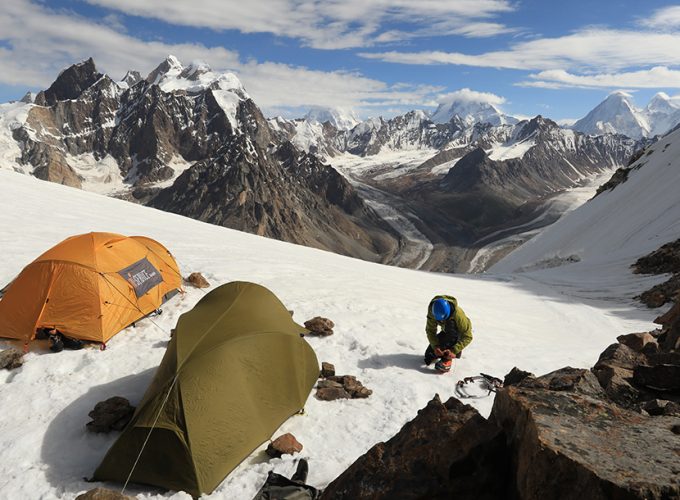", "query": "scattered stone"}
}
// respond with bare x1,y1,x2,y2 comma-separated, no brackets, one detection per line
75,488,133,500
617,332,655,352
266,433,303,458
315,386,351,401
0,348,24,370
316,379,343,389
320,361,335,378
304,317,334,336
325,375,373,399
503,367,533,387
321,395,507,500
643,399,669,416
185,272,210,288
86,397,135,433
